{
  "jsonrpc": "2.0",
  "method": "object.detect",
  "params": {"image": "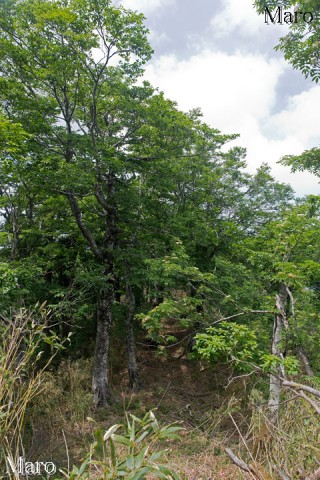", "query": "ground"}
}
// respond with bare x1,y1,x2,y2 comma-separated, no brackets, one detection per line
26,323,253,480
